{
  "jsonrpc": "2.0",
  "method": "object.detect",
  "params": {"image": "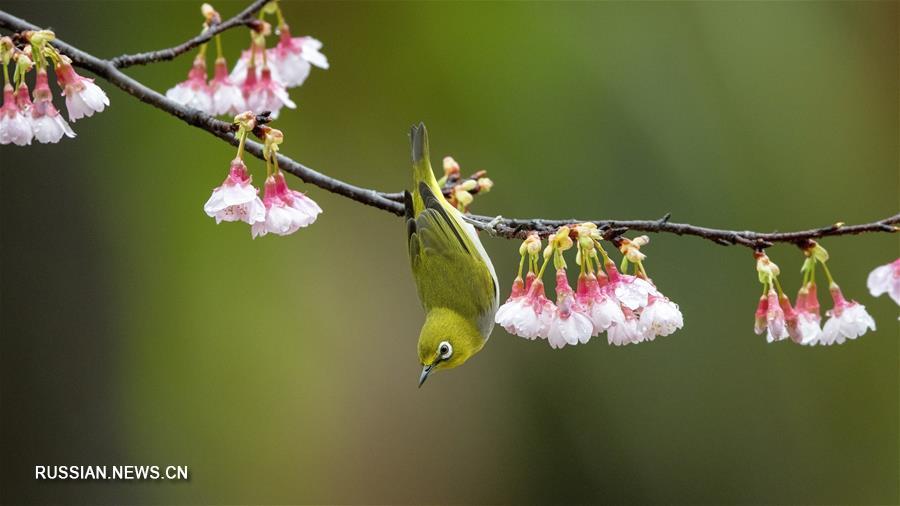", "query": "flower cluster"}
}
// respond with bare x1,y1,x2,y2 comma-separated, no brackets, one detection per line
496,224,683,349
166,2,327,119
203,111,321,237
438,156,493,213
752,244,876,346
0,32,109,146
